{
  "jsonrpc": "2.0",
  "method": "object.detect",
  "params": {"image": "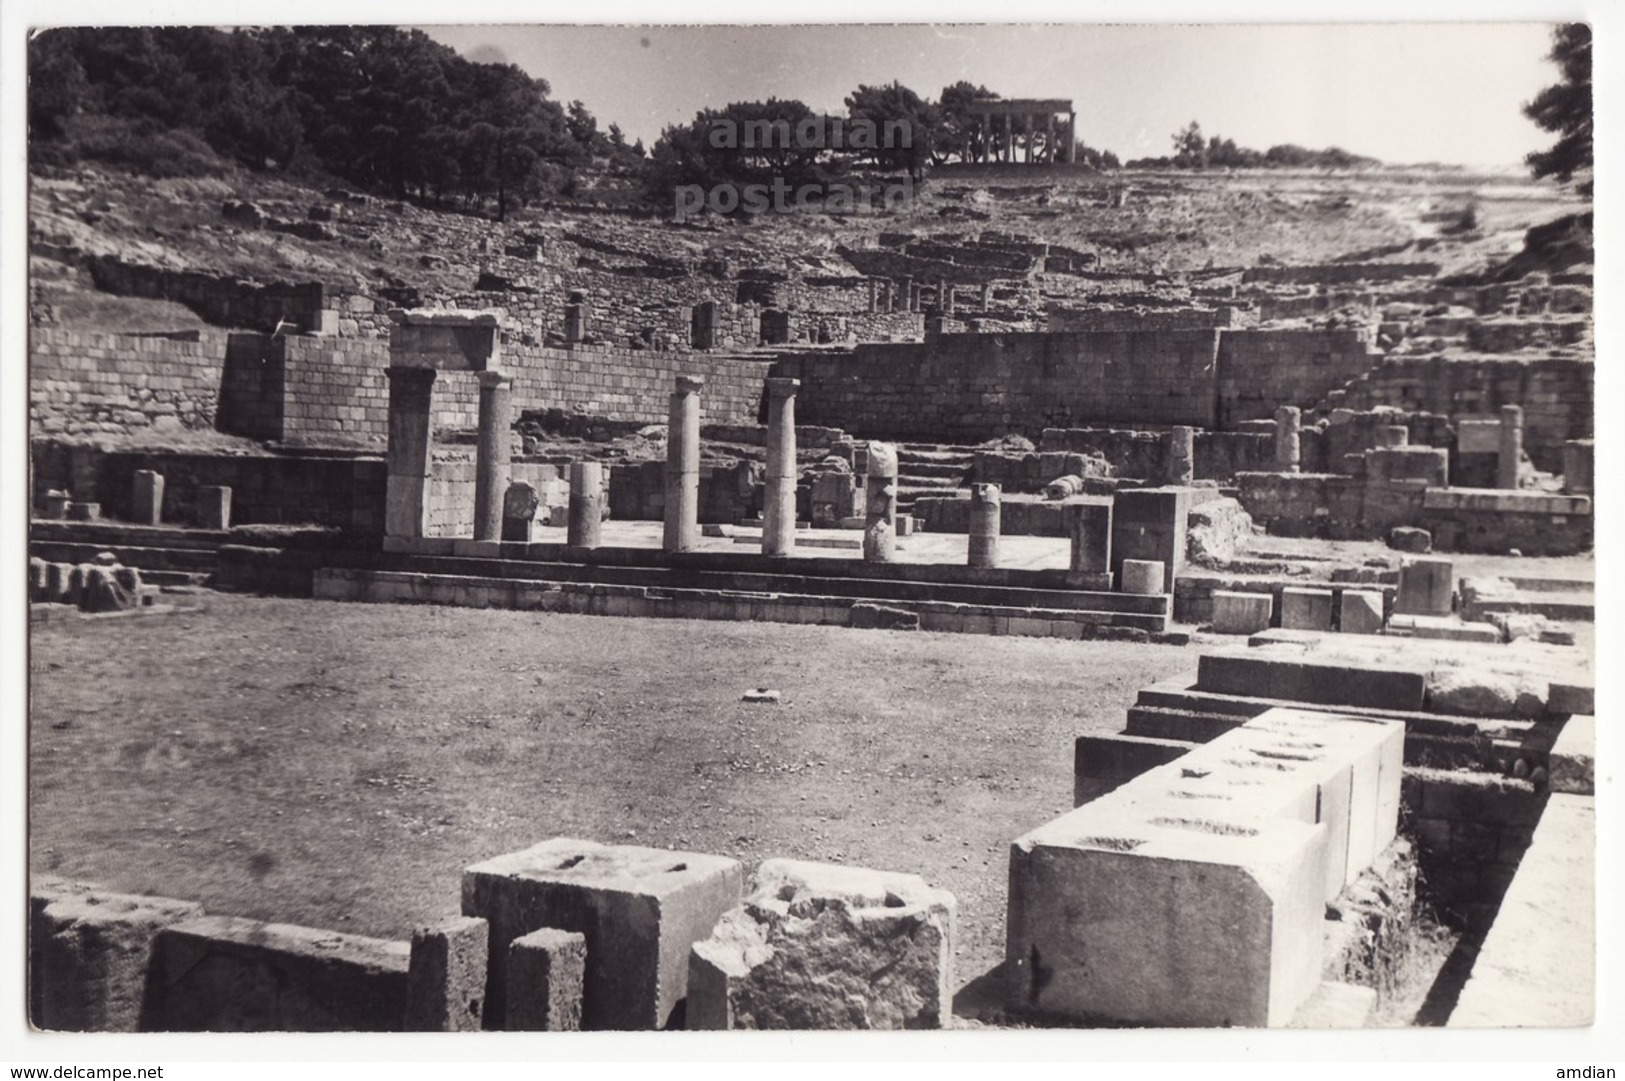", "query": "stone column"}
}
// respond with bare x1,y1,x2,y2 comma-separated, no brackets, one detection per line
568,461,604,548
1498,404,1524,490
1023,115,1034,163
132,470,164,526
967,483,1001,568
1167,426,1195,485
942,283,955,317
867,279,879,313
862,441,899,563
474,370,514,542
1002,114,1012,162
762,378,800,557
1045,113,1056,163
1274,406,1301,473
981,283,993,311
663,375,704,553
385,367,438,539
1066,112,1078,163
898,277,913,315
